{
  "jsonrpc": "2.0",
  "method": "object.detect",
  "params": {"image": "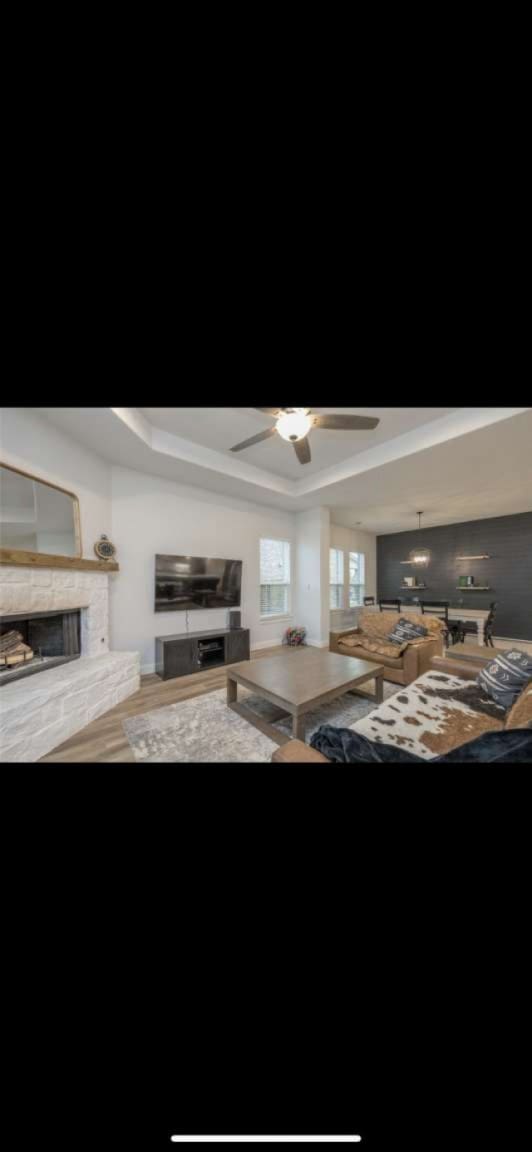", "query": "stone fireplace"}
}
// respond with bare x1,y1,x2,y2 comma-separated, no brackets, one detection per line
0,564,140,762
0,608,81,685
